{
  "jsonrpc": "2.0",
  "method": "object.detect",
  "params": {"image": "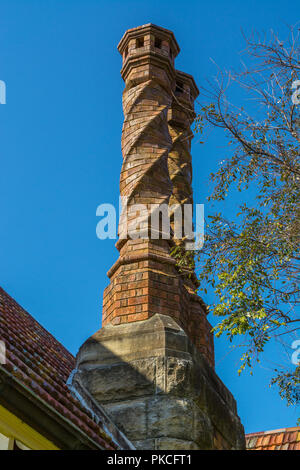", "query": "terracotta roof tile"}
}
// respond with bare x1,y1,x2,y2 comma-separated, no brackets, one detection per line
246,426,300,451
0,287,117,450
277,433,284,445
247,436,258,449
